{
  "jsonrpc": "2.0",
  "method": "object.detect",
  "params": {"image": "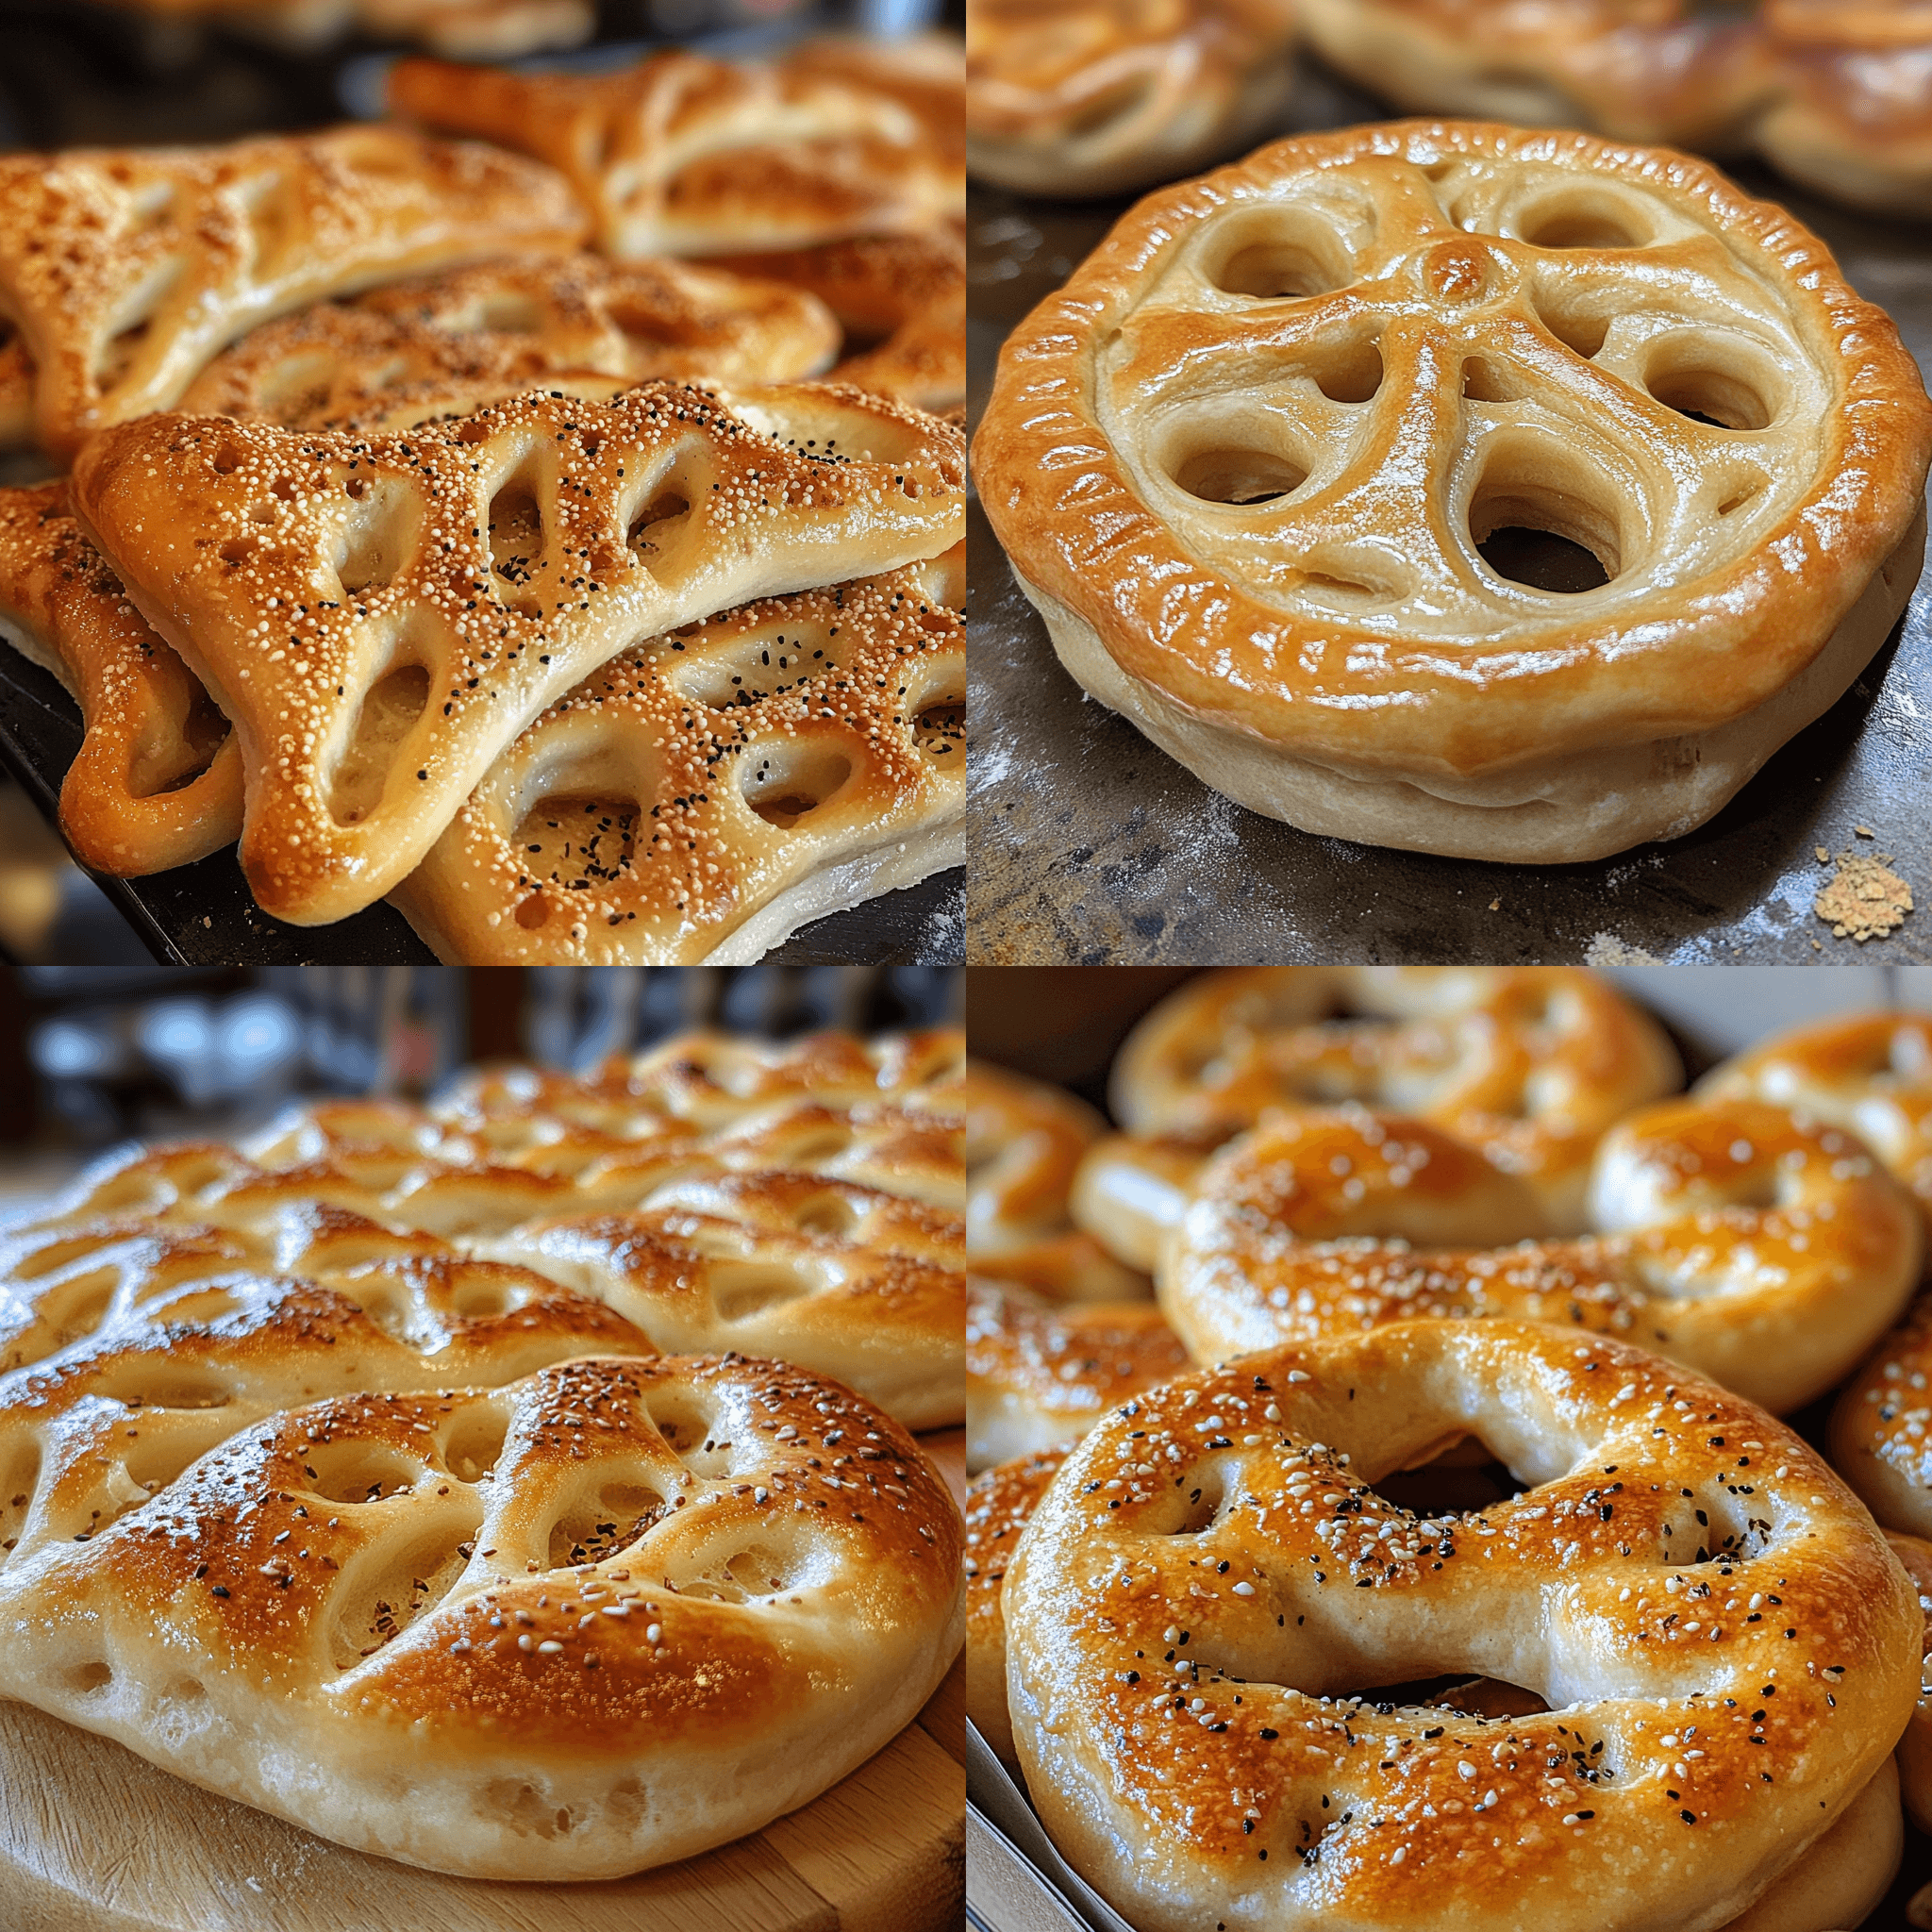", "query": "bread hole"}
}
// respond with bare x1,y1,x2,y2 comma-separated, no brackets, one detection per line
441,1407,509,1485
1645,361,1772,432
709,1261,817,1323
489,456,549,615
914,693,964,766
1205,210,1347,301
515,893,551,930
301,1441,422,1505
740,743,854,829
218,539,255,567
329,661,429,827
1660,1487,1770,1566
124,178,176,235
1716,480,1761,517
1519,195,1647,250
1314,340,1383,405
33,1268,118,1352
510,792,639,890
1300,571,1382,603
1162,1461,1229,1536
333,474,421,595
793,1192,858,1238
240,175,298,274
475,293,544,334
625,483,693,570
644,1394,743,1476
0,1443,41,1560
1370,1447,1525,1517
62,1660,113,1696
1470,458,1622,591
143,678,230,798
98,318,155,388
250,350,339,426
610,300,675,353
546,1480,667,1568
1063,75,1154,141
478,1778,575,1840
328,1524,477,1670
1531,298,1609,360
1462,357,1530,405
671,1539,827,1605
1343,1673,1550,1721
668,623,841,709
1171,447,1307,508
449,1276,509,1320
94,1364,232,1410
